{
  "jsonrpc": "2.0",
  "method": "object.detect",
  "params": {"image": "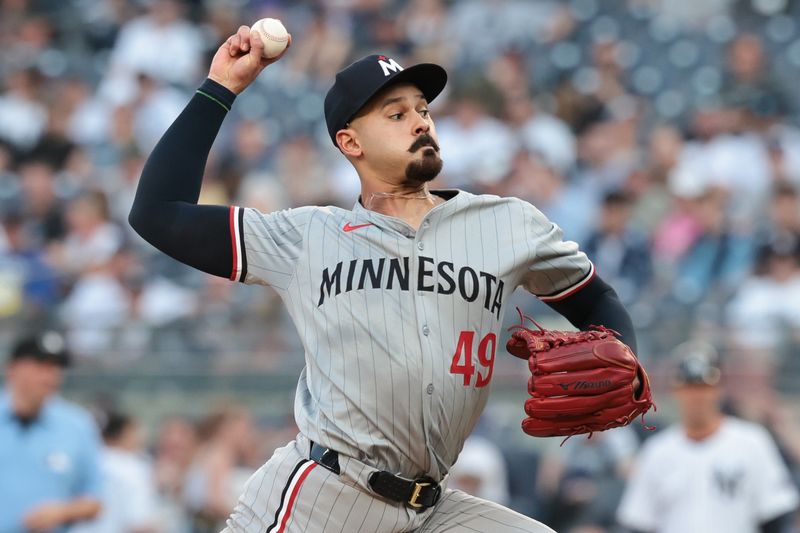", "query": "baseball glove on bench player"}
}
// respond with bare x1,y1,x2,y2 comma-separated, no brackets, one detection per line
506,312,655,440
